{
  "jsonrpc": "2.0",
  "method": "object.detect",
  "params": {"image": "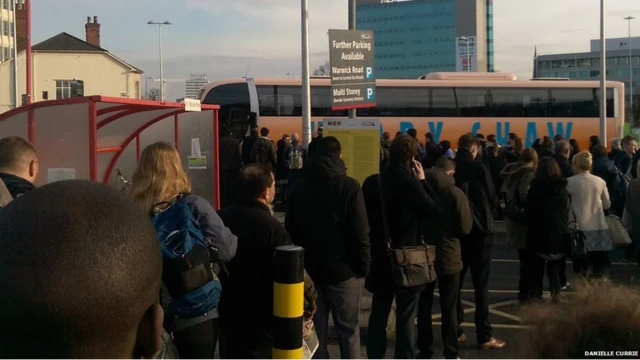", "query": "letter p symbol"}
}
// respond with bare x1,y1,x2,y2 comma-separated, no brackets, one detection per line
366,67,373,79
367,88,374,100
